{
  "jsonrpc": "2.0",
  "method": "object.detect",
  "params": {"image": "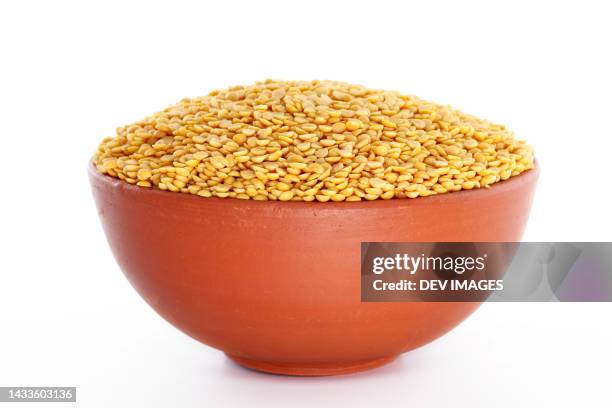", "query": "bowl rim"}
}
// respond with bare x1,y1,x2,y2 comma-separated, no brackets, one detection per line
88,160,539,210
